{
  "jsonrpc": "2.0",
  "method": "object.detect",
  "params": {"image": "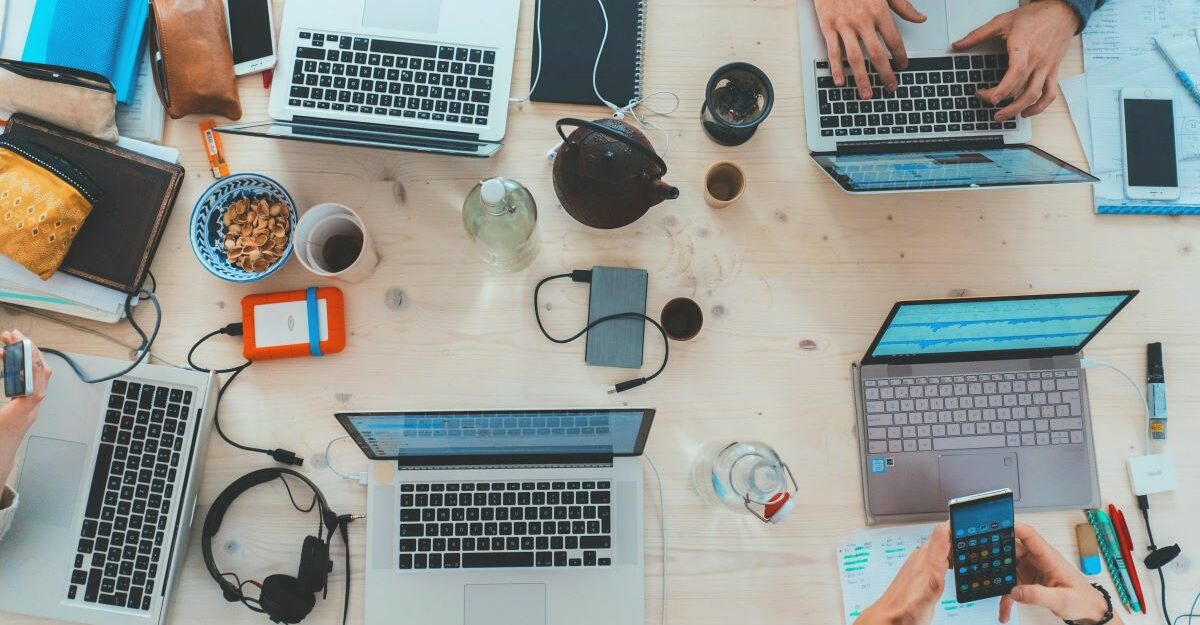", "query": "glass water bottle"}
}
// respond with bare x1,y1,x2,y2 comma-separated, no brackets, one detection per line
462,177,539,273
